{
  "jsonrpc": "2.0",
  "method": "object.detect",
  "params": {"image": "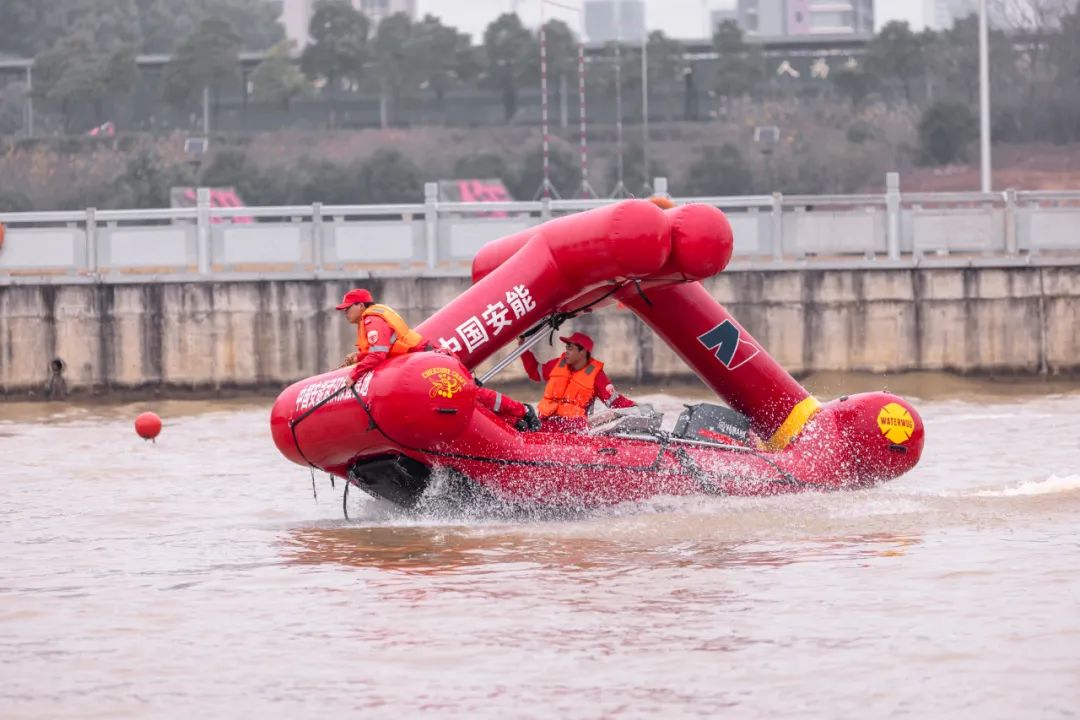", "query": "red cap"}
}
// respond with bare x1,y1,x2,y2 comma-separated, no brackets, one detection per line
559,332,594,353
335,288,374,310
